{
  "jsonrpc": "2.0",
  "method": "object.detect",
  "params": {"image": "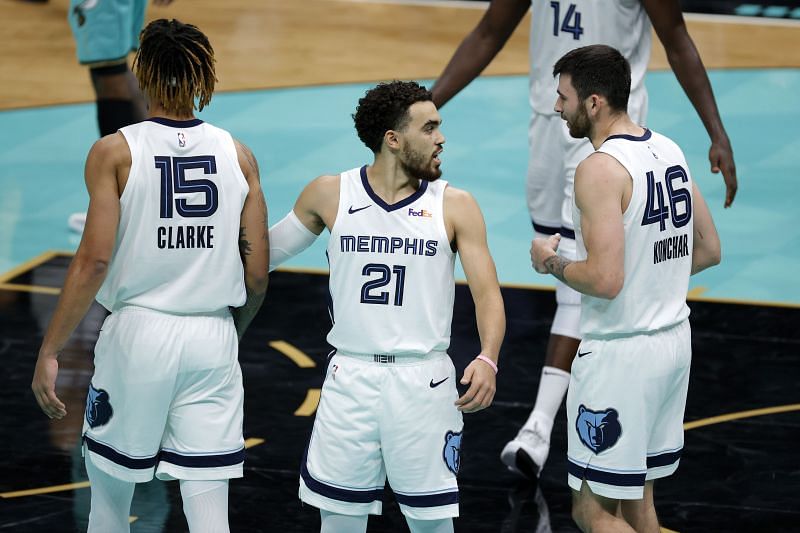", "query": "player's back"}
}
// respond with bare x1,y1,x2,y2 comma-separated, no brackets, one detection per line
529,0,651,115
96,118,249,314
575,129,693,337
326,166,456,355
